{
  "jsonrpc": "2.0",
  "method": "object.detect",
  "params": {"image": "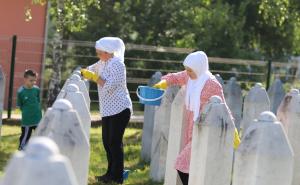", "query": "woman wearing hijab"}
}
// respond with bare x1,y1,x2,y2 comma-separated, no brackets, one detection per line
81,37,132,184
153,51,240,185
